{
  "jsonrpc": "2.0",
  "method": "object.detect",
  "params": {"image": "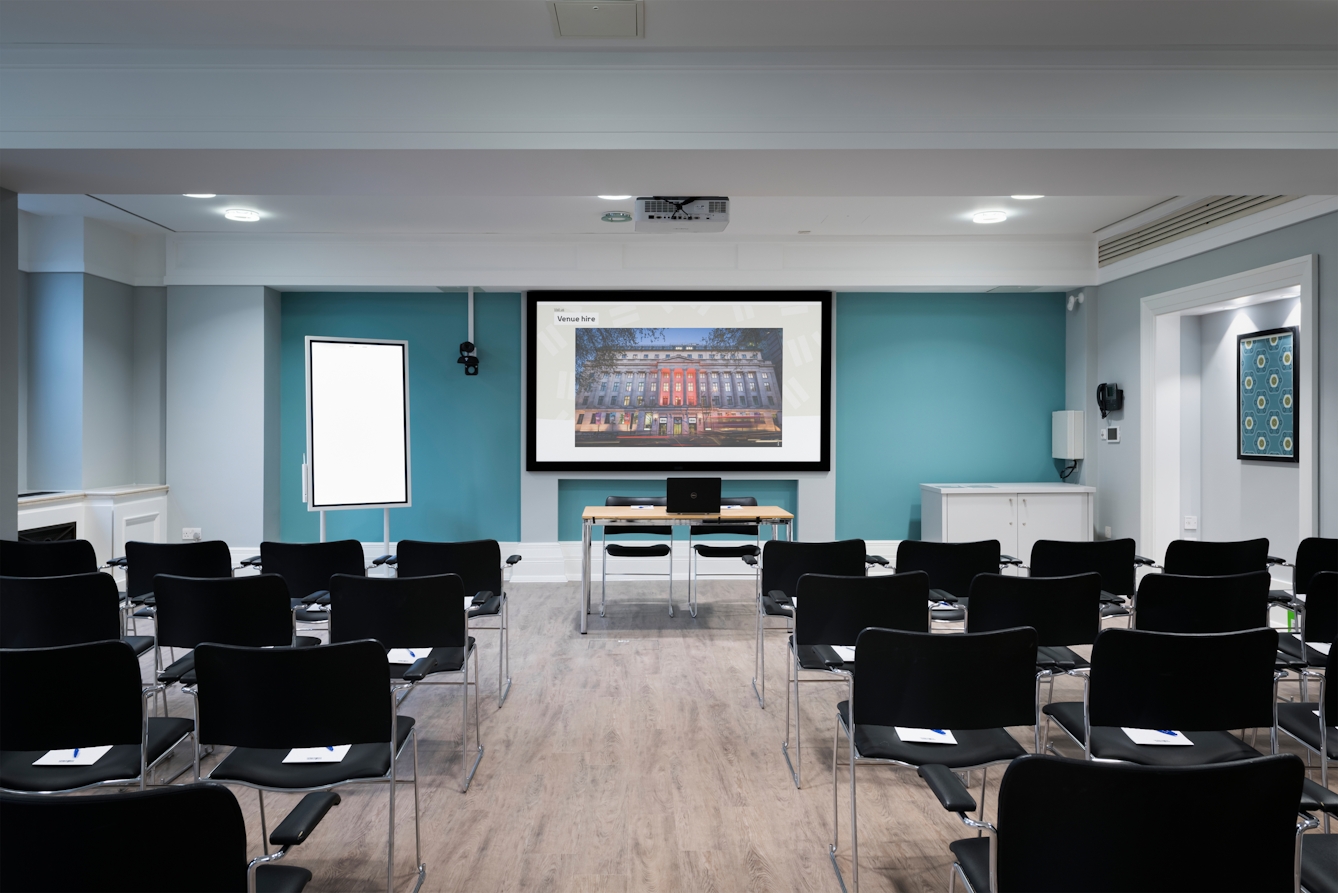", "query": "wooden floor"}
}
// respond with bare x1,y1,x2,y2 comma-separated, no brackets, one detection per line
140,579,1316,893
